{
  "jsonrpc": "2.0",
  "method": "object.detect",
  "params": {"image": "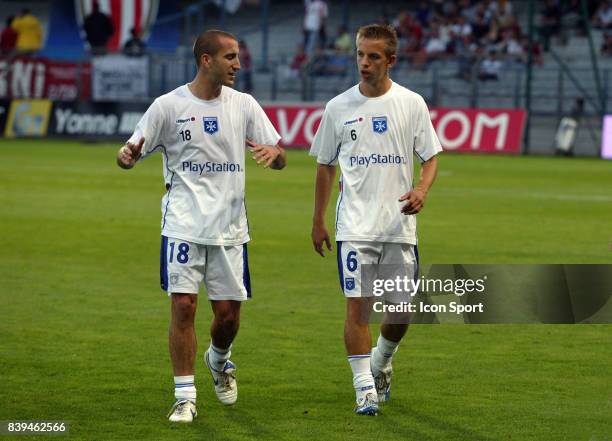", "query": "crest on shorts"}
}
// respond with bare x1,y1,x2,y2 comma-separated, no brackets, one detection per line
345,278,355,290
203,116,219,134
170,273,180,285
372,116,388,134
